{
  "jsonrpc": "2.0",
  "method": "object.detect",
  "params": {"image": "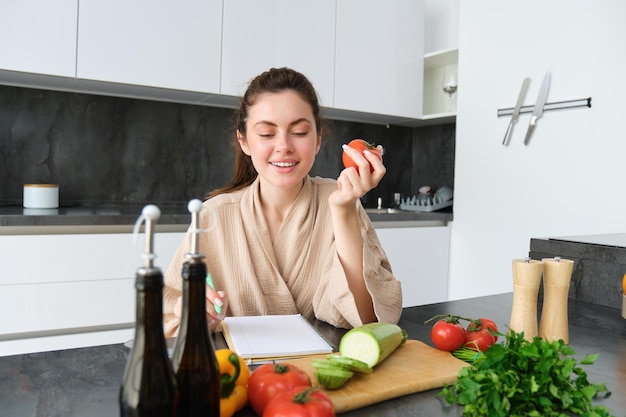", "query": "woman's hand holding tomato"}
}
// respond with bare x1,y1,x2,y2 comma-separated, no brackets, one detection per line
248,363,312,416
331,139,385,209
341,139,383,174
